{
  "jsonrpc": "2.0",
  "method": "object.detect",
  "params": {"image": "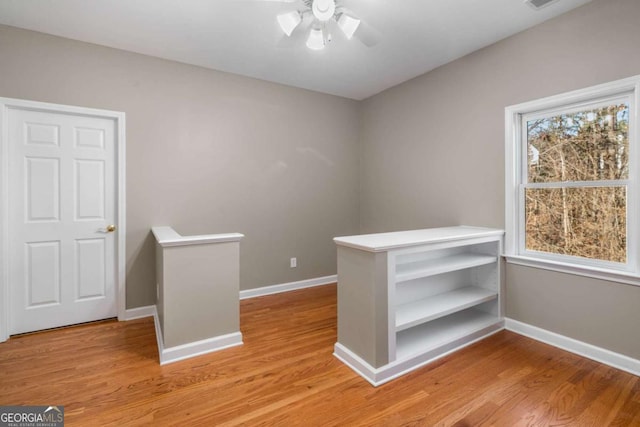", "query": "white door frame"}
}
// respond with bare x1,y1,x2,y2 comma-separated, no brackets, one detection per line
0,97,126,342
